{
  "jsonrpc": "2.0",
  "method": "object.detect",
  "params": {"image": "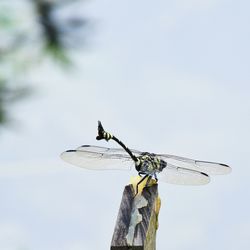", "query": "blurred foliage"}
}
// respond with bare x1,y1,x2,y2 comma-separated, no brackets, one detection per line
34,0,88,63
0,79,31,124
0,0,88,128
